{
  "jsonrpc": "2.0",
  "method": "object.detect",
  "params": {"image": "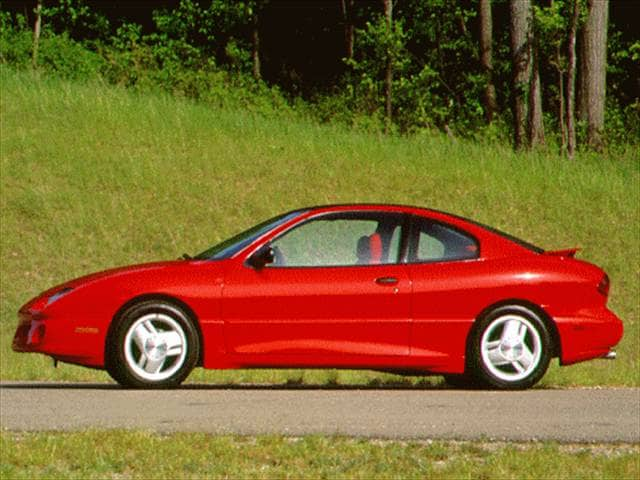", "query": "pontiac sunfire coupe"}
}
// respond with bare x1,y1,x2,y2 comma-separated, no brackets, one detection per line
13,204,623,389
